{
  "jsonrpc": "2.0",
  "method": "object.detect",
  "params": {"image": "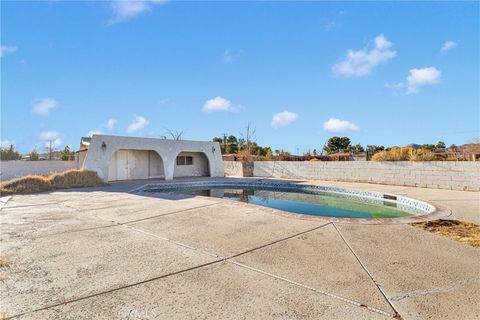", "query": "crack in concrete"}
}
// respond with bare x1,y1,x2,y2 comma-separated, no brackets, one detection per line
31,202,222,238
389,276,480,302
